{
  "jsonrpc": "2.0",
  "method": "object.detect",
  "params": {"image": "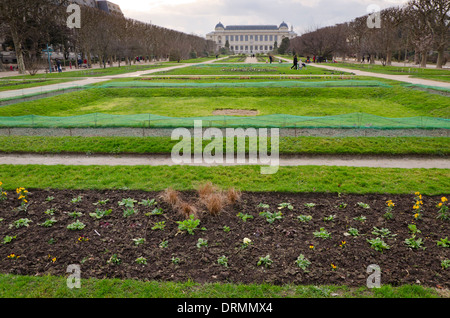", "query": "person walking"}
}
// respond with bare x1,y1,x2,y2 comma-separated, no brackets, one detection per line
291,54,298,69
